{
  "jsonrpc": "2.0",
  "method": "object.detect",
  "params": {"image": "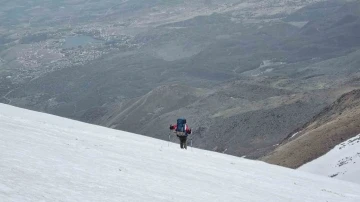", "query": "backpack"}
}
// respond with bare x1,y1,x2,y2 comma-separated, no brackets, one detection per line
175,118,187,136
